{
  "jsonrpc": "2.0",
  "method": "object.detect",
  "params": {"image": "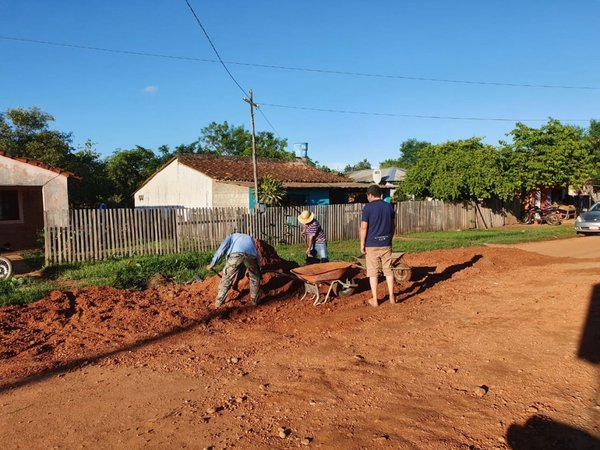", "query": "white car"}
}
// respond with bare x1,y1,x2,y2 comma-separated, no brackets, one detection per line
575,203,600,235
